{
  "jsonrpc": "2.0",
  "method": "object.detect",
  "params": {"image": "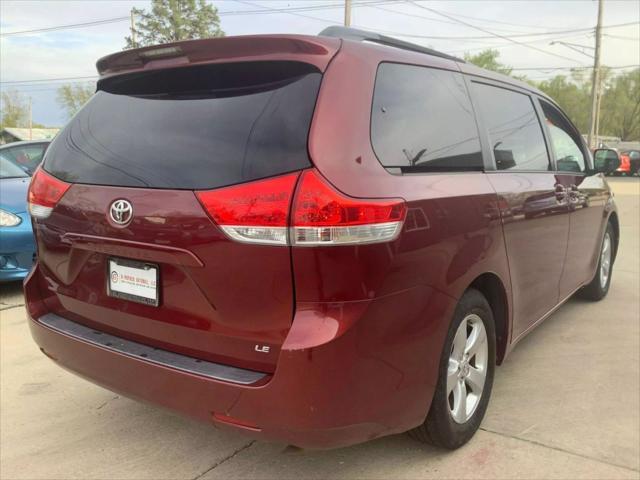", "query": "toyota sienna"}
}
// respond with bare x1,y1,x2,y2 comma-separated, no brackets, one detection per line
25,27,619,449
